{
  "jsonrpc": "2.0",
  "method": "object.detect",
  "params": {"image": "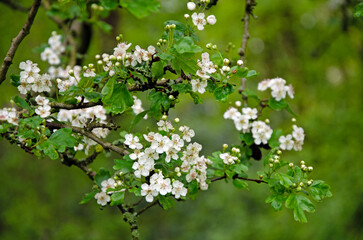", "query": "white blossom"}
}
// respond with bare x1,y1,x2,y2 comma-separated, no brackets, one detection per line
207,15,217,25
191,79,208,94
141,183,158,202
172,180,187,198
95,192,110,206
279,134,294,150
192,12,207,31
